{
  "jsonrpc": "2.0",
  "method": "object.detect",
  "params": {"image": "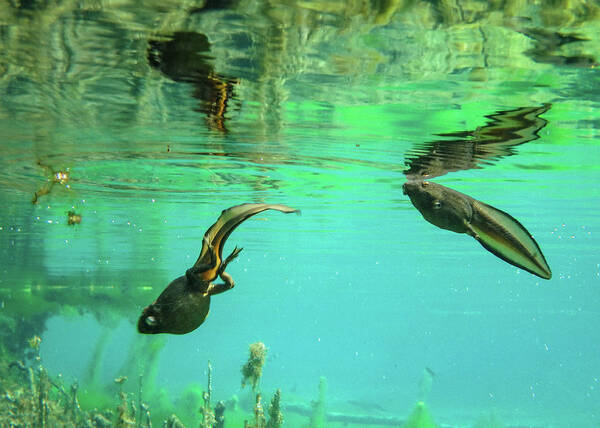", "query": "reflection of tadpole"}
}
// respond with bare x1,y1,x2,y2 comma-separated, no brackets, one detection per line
518,27,598,68
403,180,552,279
404,104,551,179
403,104,552,279
32,161,71,204
148,31,238,133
